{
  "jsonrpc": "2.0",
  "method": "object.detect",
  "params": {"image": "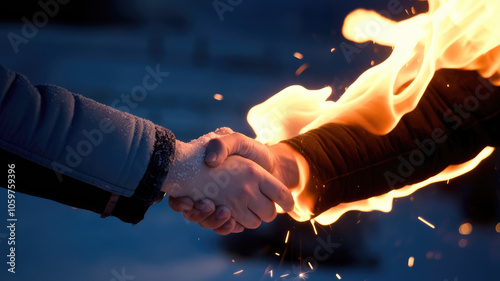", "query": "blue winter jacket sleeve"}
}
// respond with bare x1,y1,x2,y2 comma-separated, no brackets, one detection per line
0,64,176,223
